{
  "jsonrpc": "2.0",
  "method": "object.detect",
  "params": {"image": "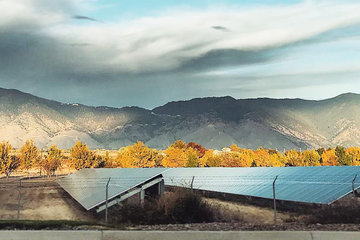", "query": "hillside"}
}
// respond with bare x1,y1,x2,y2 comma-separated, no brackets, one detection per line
0,87,359,149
